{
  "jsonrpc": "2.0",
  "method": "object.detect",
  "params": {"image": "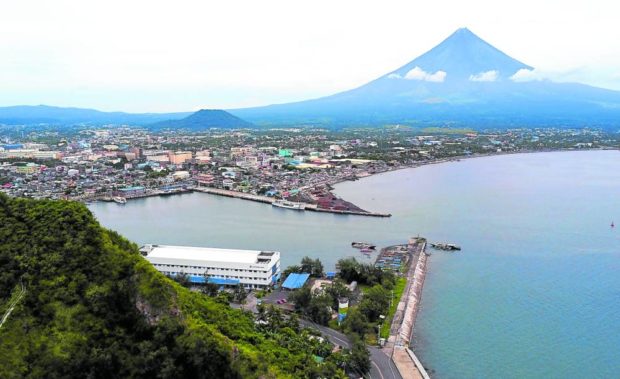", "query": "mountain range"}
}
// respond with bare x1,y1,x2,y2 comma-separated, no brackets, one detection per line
2,28,620,129
0,105,191,126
